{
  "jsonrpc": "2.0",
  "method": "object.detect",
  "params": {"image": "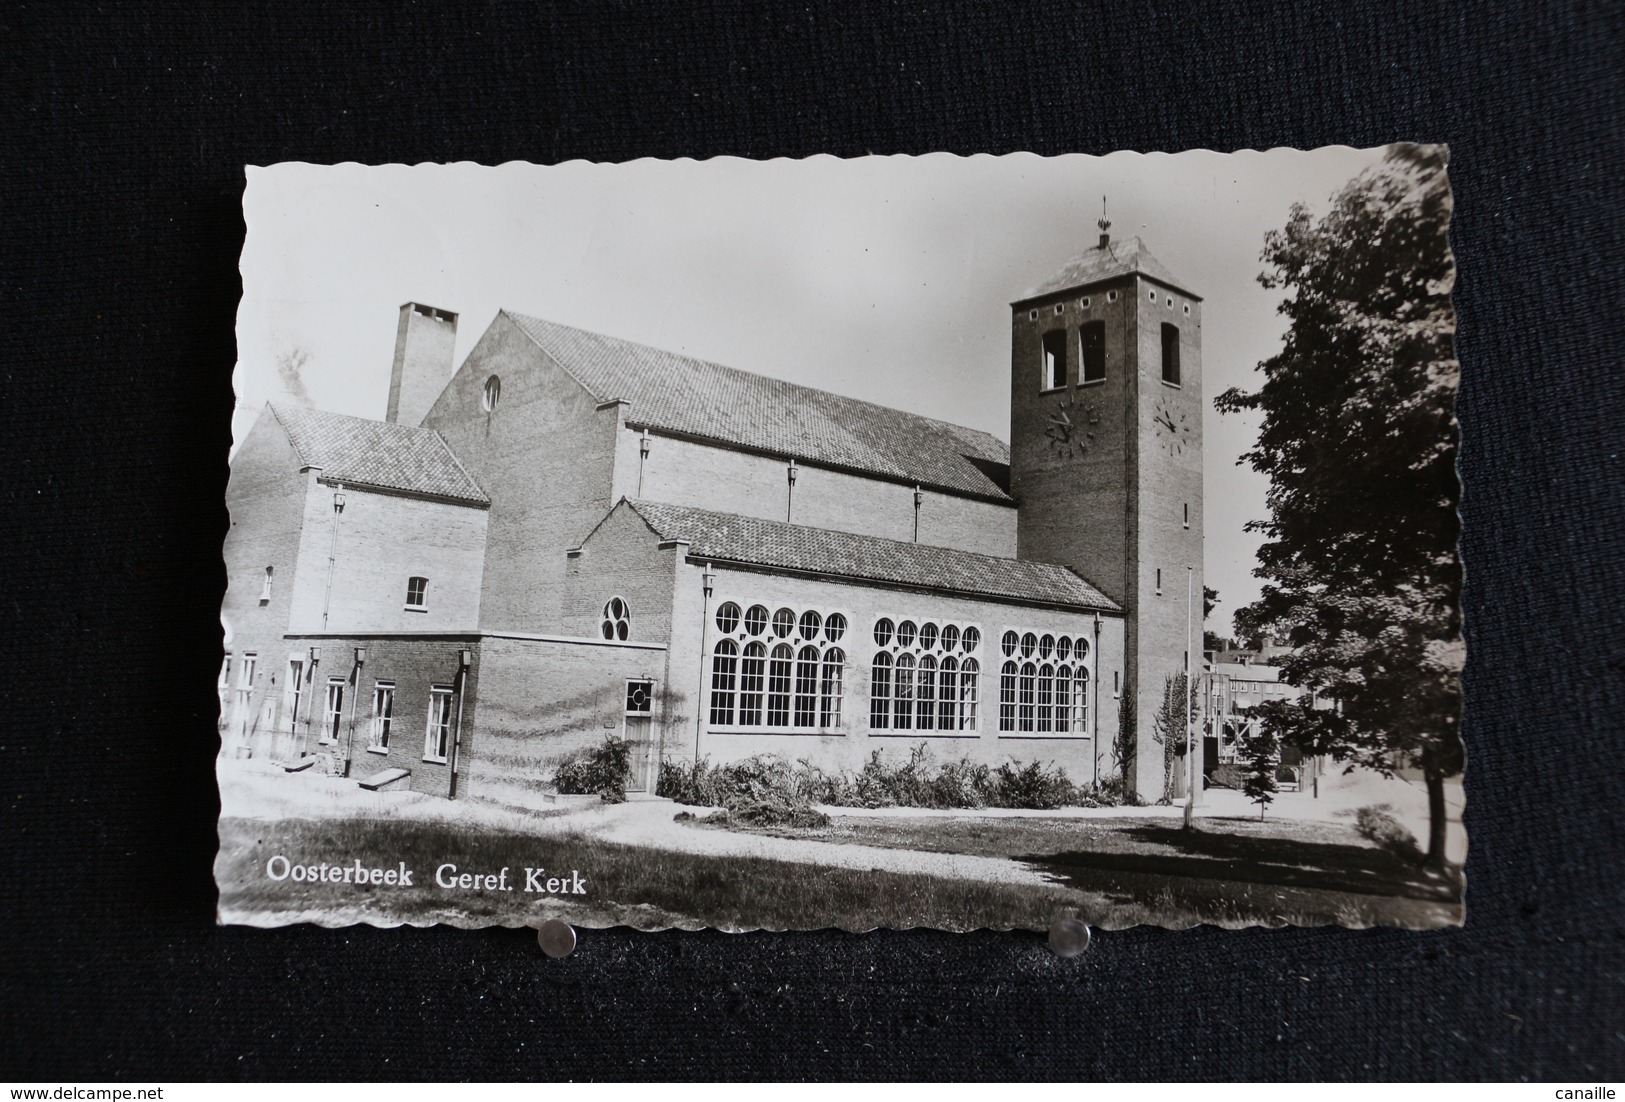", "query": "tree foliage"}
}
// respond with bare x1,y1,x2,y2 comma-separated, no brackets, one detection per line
1151,673,1197,804
1215,144,1462,865
1239,721,1280,820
